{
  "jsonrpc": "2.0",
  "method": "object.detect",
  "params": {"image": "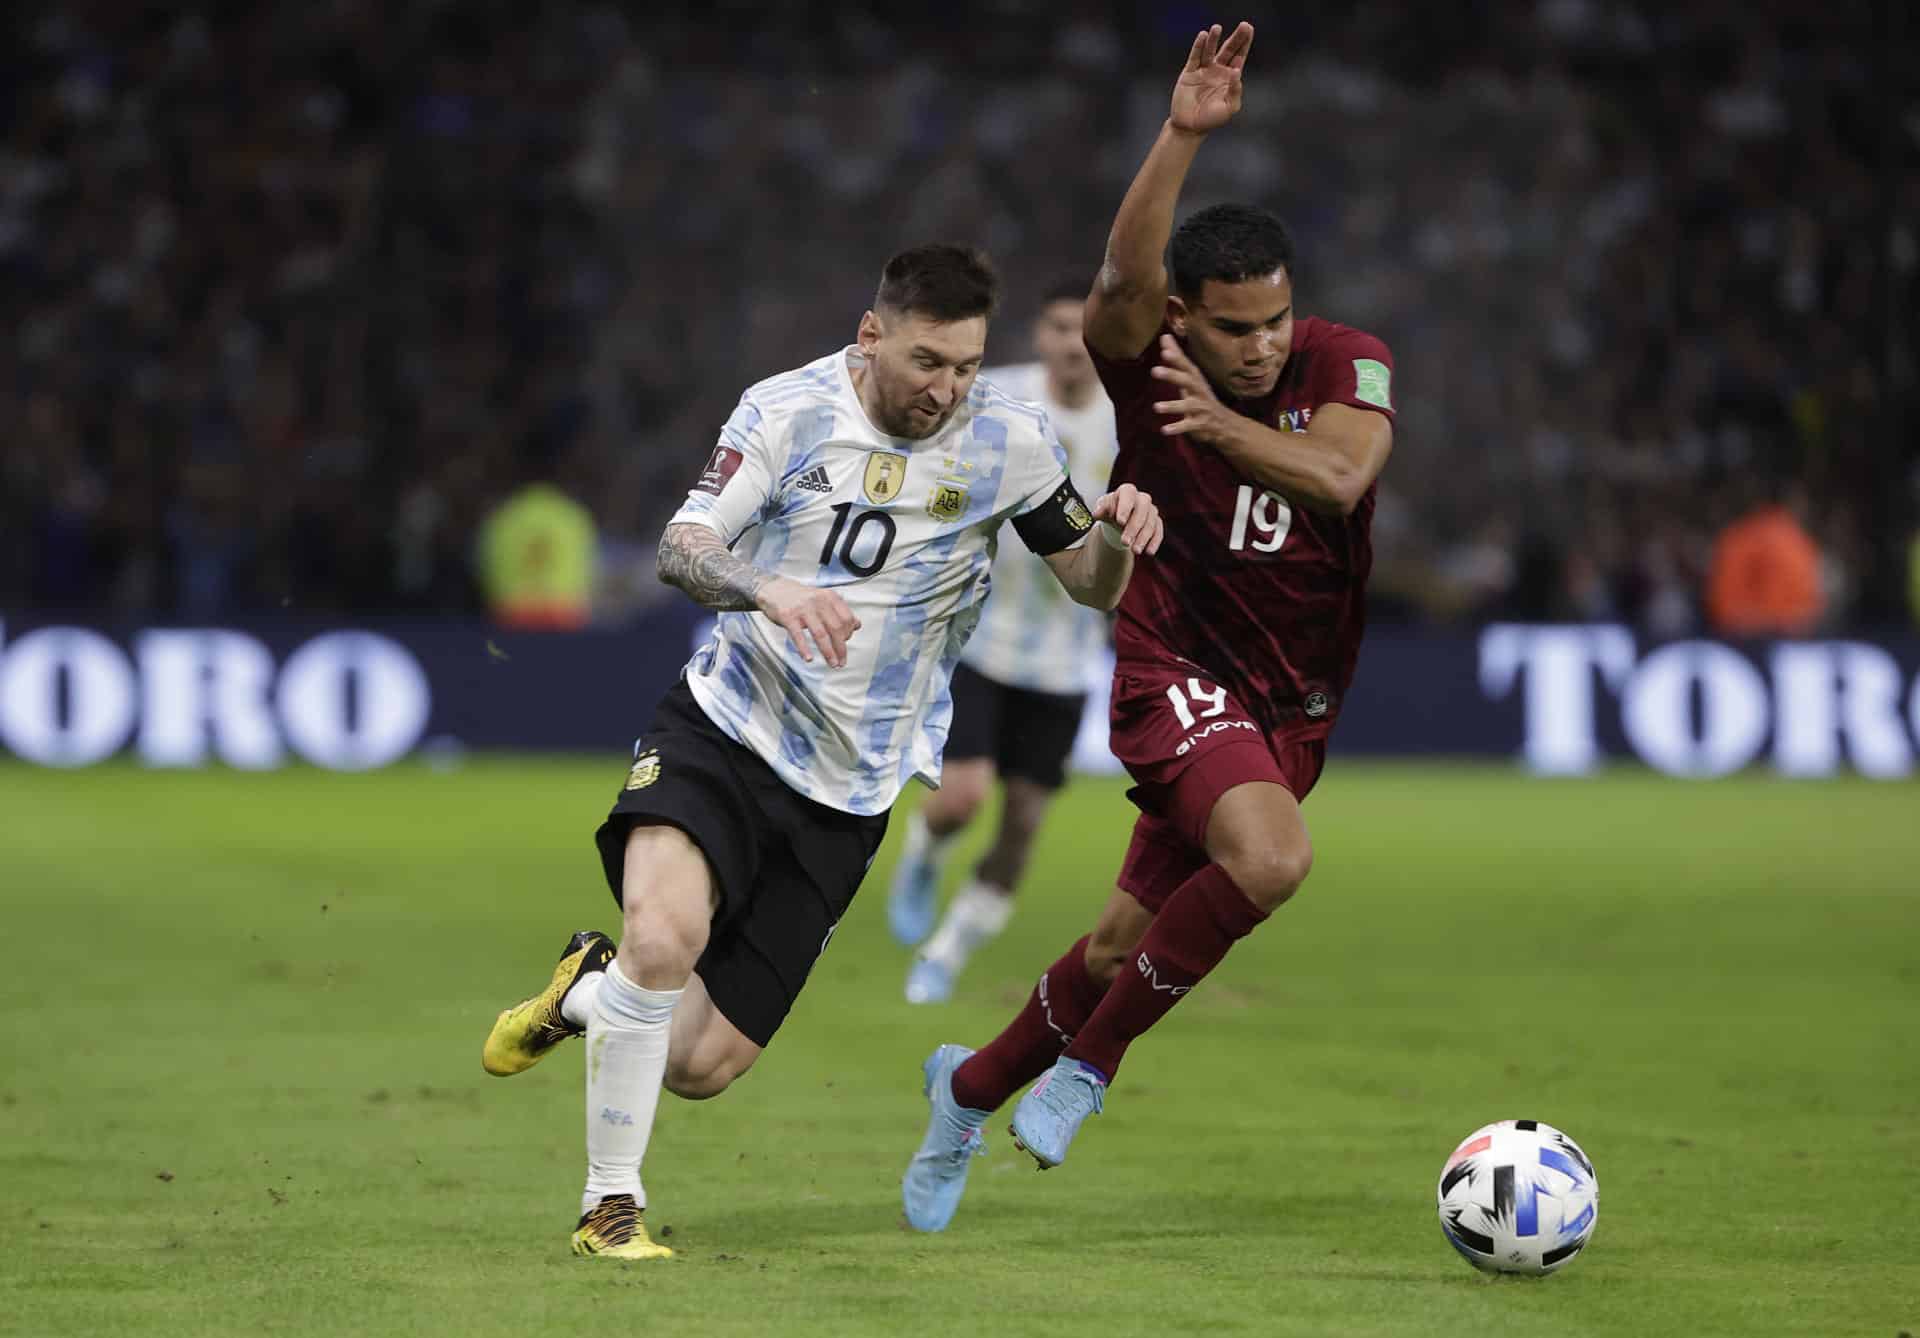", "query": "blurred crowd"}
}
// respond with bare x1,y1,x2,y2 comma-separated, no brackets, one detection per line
3,1,1915,632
